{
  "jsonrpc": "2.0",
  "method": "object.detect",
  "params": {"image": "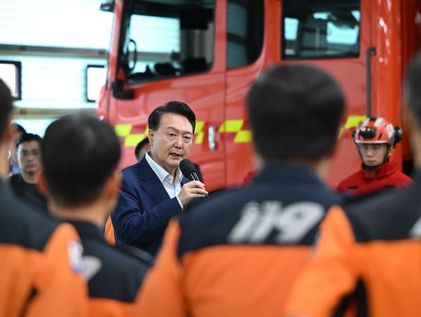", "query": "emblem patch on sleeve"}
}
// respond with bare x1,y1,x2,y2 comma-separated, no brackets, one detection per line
68,241,84,274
